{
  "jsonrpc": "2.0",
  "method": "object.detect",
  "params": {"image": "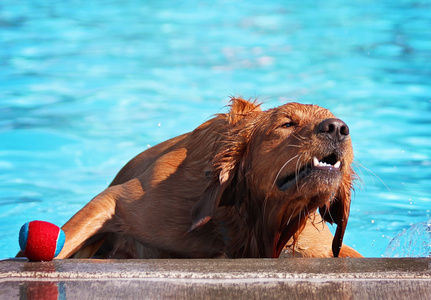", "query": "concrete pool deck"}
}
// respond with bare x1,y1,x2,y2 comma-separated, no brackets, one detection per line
1,258,430,299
